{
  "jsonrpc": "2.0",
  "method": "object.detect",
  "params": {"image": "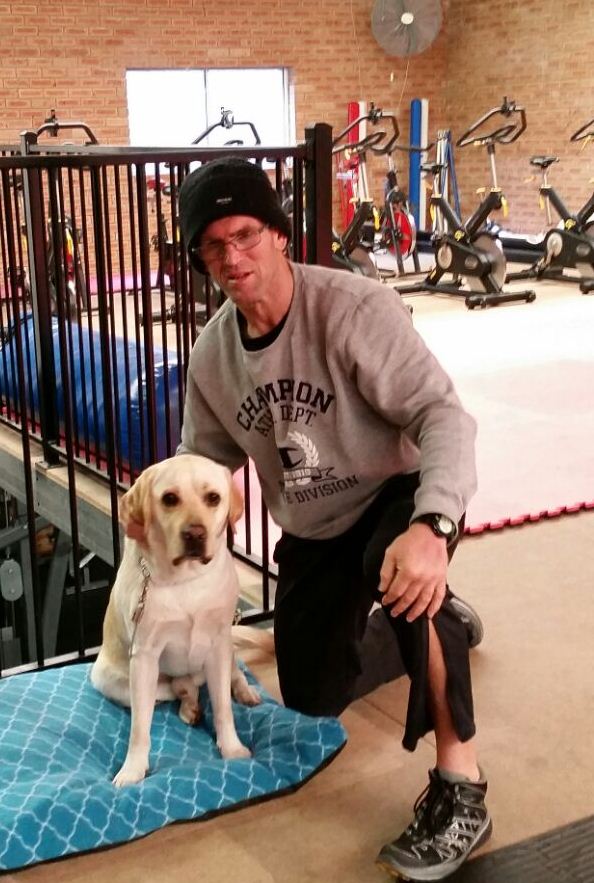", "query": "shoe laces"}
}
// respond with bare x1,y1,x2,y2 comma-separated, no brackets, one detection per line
409,771,455,837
